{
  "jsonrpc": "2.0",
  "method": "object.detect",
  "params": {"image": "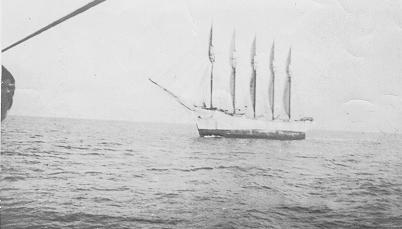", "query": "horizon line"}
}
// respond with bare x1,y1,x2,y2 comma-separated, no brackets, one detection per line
3,114,401,136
